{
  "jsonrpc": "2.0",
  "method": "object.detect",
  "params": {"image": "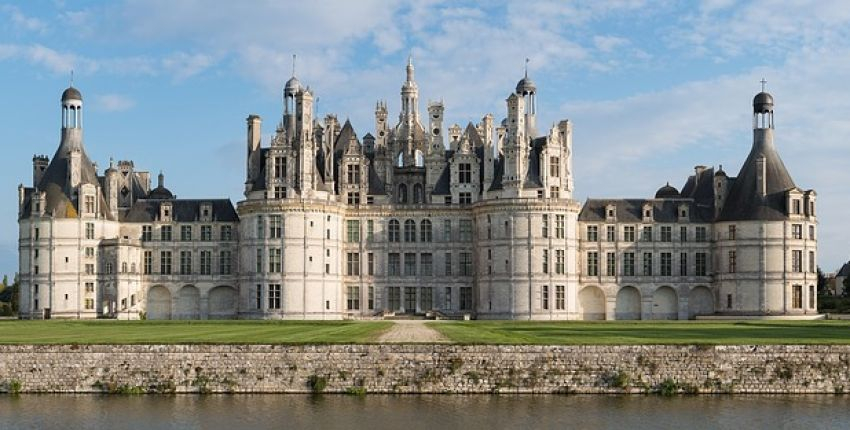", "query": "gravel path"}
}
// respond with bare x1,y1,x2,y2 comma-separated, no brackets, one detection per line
377,320,449,343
